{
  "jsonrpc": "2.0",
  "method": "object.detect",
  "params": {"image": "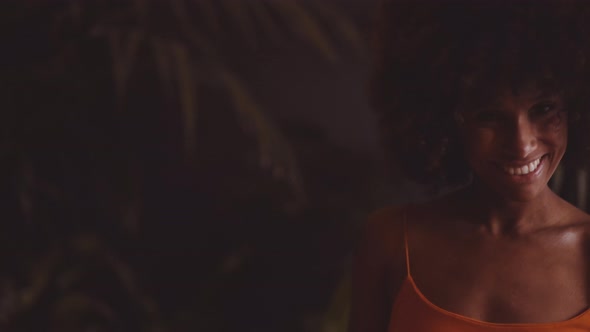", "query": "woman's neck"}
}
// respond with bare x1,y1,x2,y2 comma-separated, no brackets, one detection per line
460,184,567,237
